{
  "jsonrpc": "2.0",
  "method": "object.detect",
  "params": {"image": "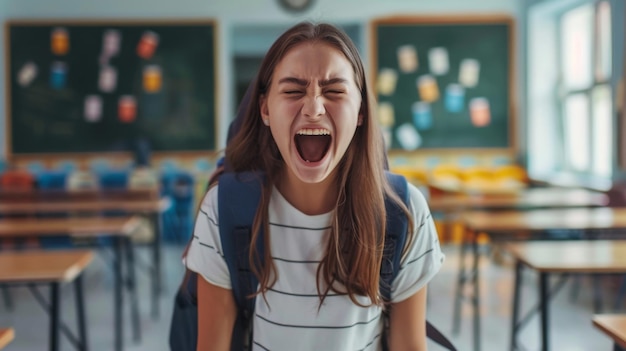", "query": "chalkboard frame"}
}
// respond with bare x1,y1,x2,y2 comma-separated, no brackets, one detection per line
369,15,516,153
4,19,219,160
